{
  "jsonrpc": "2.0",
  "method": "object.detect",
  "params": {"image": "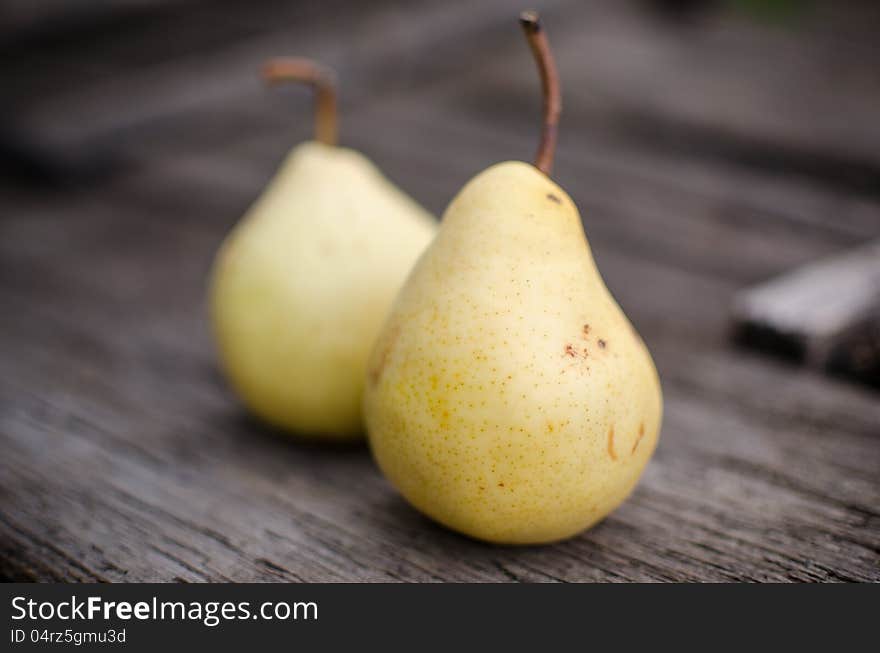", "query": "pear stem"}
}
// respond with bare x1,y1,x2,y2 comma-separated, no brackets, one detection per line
262,57,339,146
519,11,561,176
